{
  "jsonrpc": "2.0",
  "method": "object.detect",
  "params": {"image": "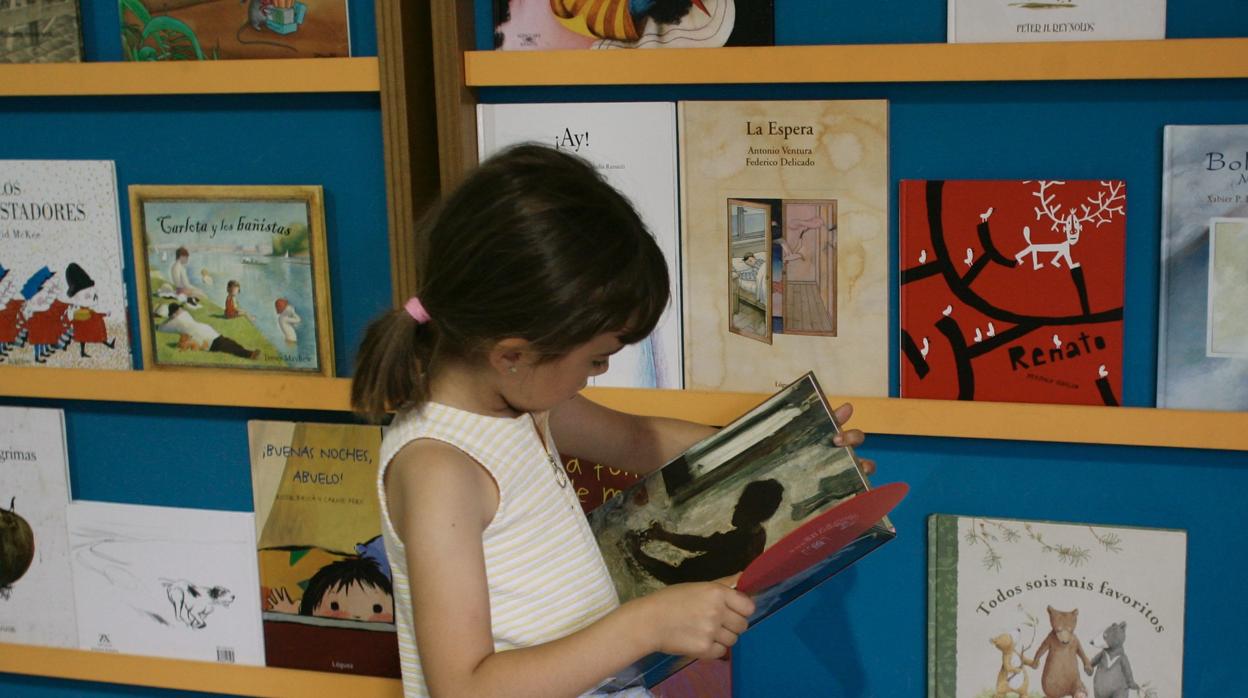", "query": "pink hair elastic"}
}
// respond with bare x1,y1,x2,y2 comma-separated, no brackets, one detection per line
404,296,431,325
